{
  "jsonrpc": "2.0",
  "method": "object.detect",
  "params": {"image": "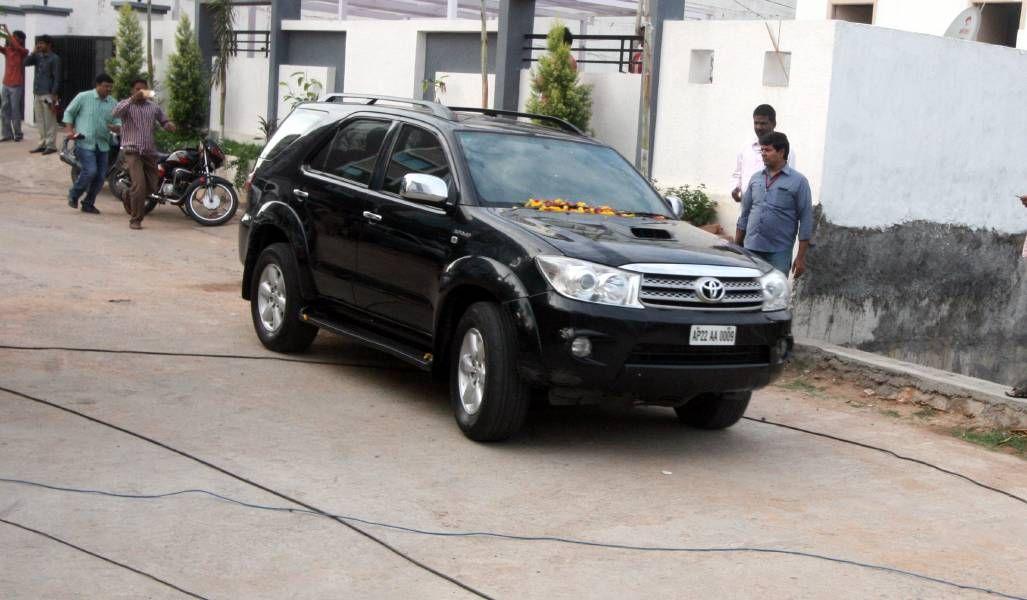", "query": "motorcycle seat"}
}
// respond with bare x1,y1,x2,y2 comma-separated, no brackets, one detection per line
156,152,171,162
